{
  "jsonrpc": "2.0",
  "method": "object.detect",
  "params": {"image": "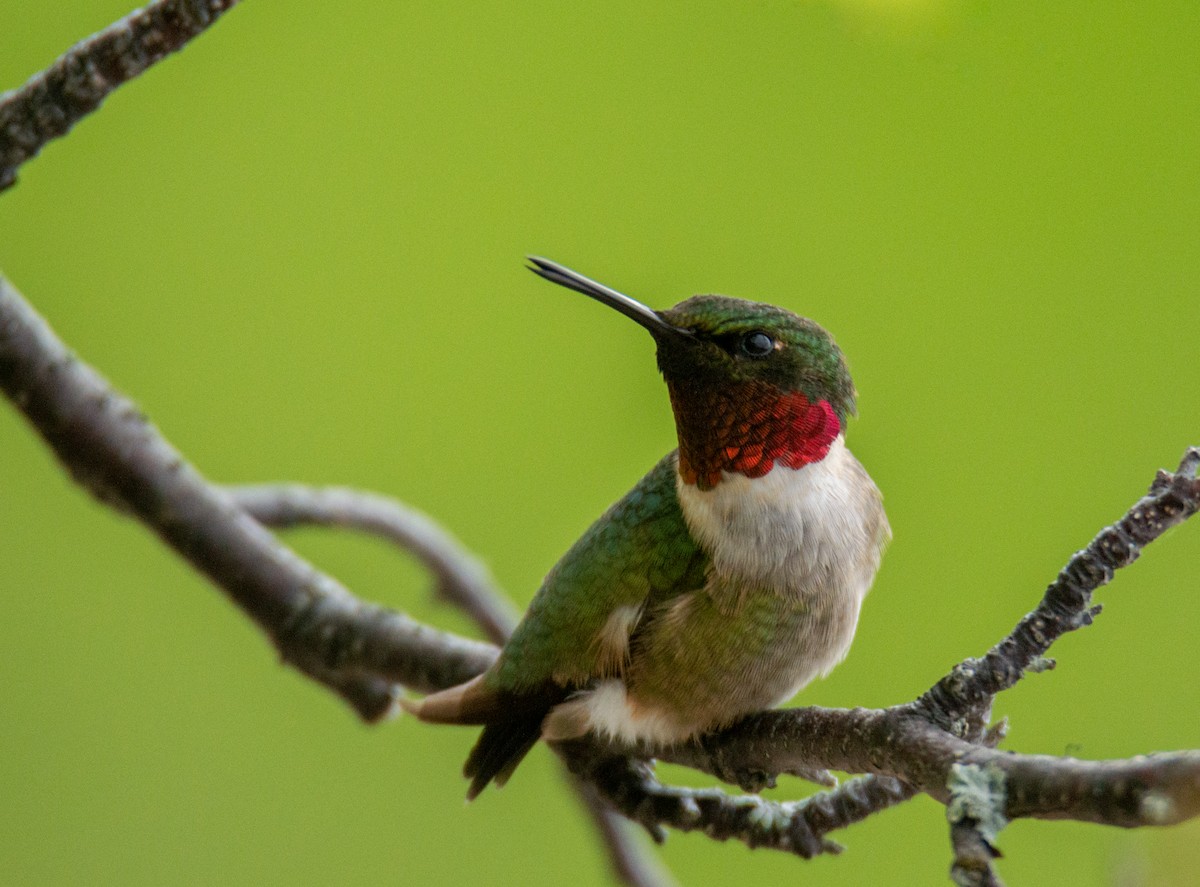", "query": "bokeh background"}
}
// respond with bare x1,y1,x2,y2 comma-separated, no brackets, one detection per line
2,1,1198,884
